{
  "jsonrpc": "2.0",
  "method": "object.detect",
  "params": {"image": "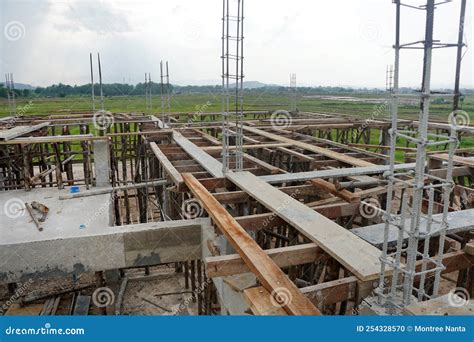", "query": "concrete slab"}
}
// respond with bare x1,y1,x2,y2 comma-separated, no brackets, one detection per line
0,186,113,245
352,209,474,248
404,294,474,316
